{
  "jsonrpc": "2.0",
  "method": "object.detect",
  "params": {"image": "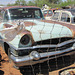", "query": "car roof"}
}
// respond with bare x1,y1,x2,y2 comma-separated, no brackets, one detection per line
54,9,75,17
0,6,40,11
55,9,75,12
